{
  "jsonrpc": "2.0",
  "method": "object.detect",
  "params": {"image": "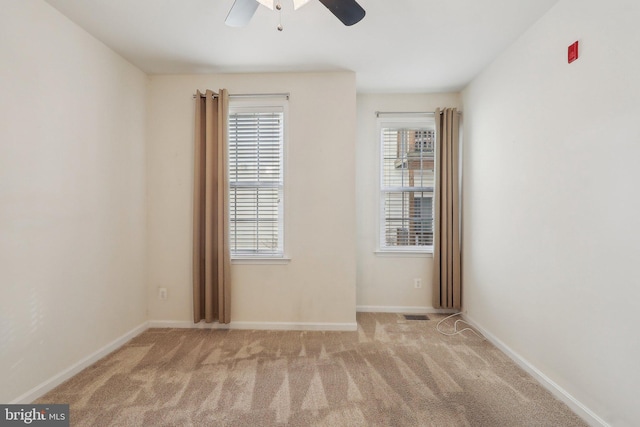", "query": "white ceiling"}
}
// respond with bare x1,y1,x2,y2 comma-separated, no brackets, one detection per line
44,0,559,93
